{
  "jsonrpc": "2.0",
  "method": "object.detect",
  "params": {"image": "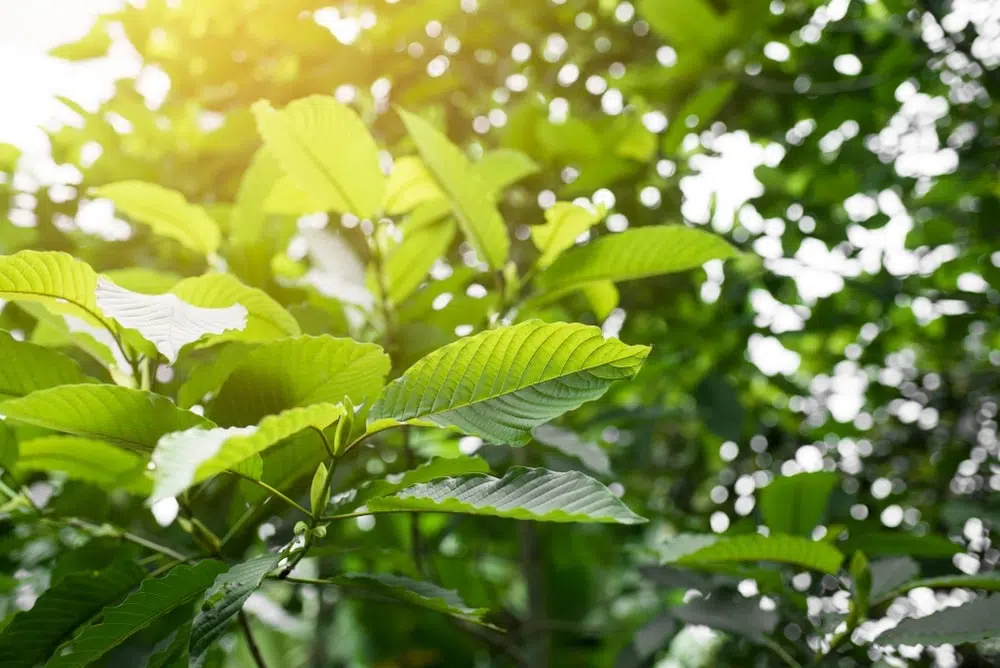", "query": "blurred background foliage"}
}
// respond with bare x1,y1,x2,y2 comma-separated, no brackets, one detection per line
0,0,998,666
